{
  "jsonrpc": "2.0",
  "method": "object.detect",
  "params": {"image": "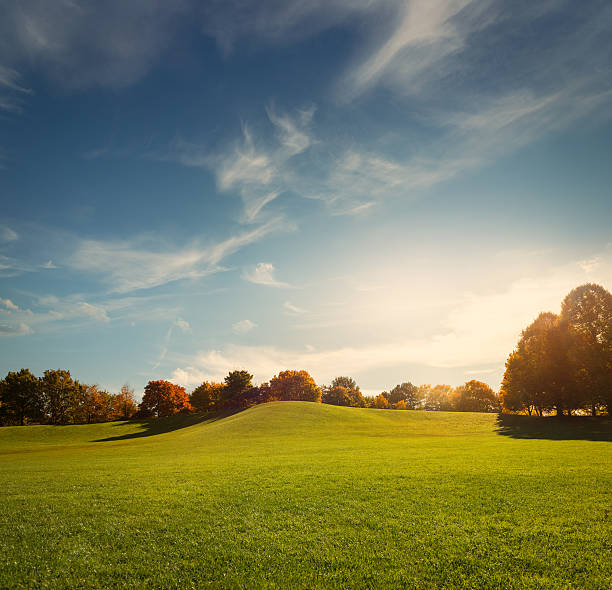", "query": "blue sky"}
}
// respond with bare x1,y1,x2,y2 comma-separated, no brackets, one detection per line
1,0,612,396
